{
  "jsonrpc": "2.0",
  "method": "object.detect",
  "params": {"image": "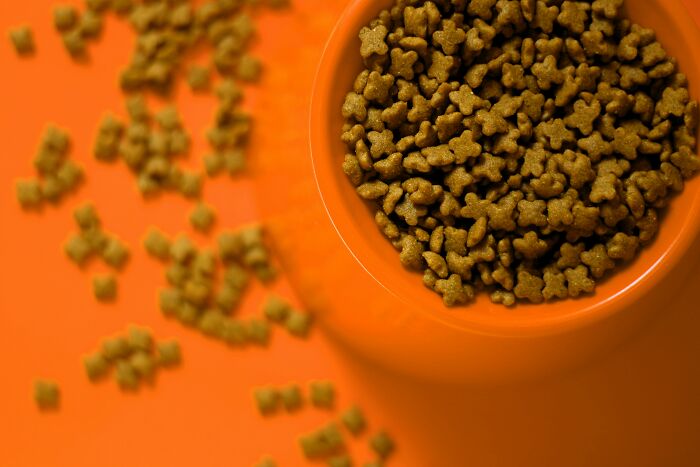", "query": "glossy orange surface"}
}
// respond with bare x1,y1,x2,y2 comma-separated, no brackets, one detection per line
2,1,700,466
